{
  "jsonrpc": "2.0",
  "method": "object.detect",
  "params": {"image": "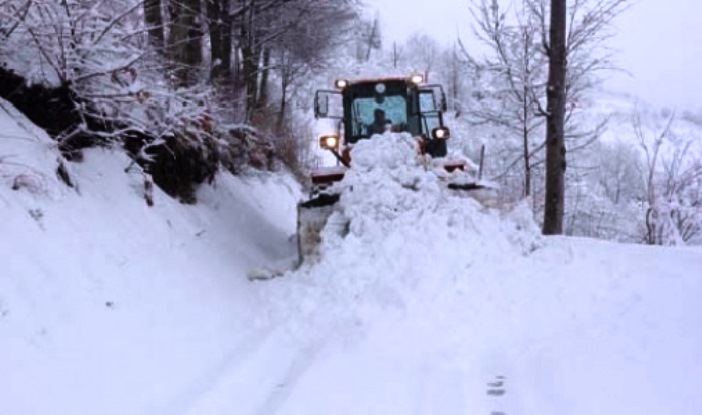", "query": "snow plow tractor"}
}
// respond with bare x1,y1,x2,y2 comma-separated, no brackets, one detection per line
297,74,486,264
